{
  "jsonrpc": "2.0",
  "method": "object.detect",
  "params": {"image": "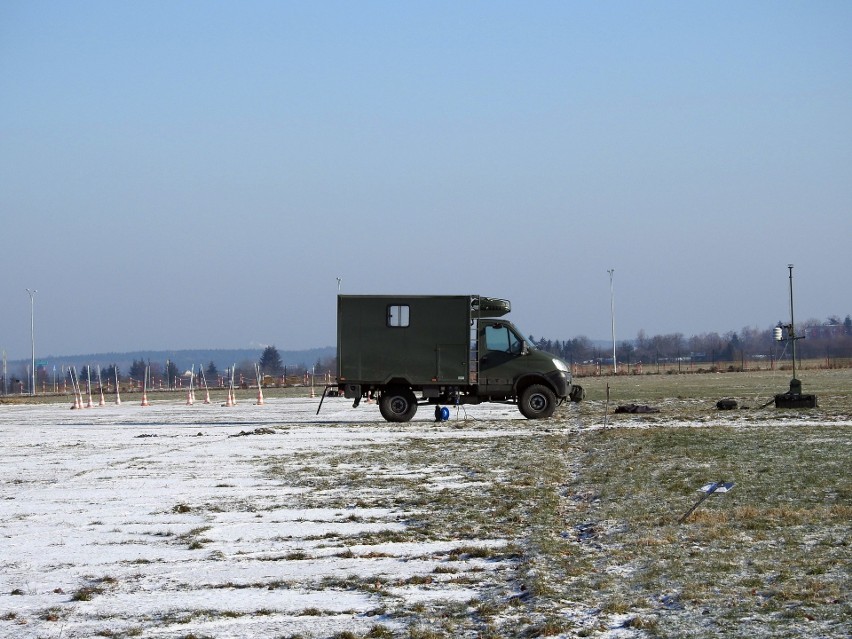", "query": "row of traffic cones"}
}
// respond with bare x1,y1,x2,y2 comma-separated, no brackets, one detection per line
68,364,277,409
68,366,124,409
